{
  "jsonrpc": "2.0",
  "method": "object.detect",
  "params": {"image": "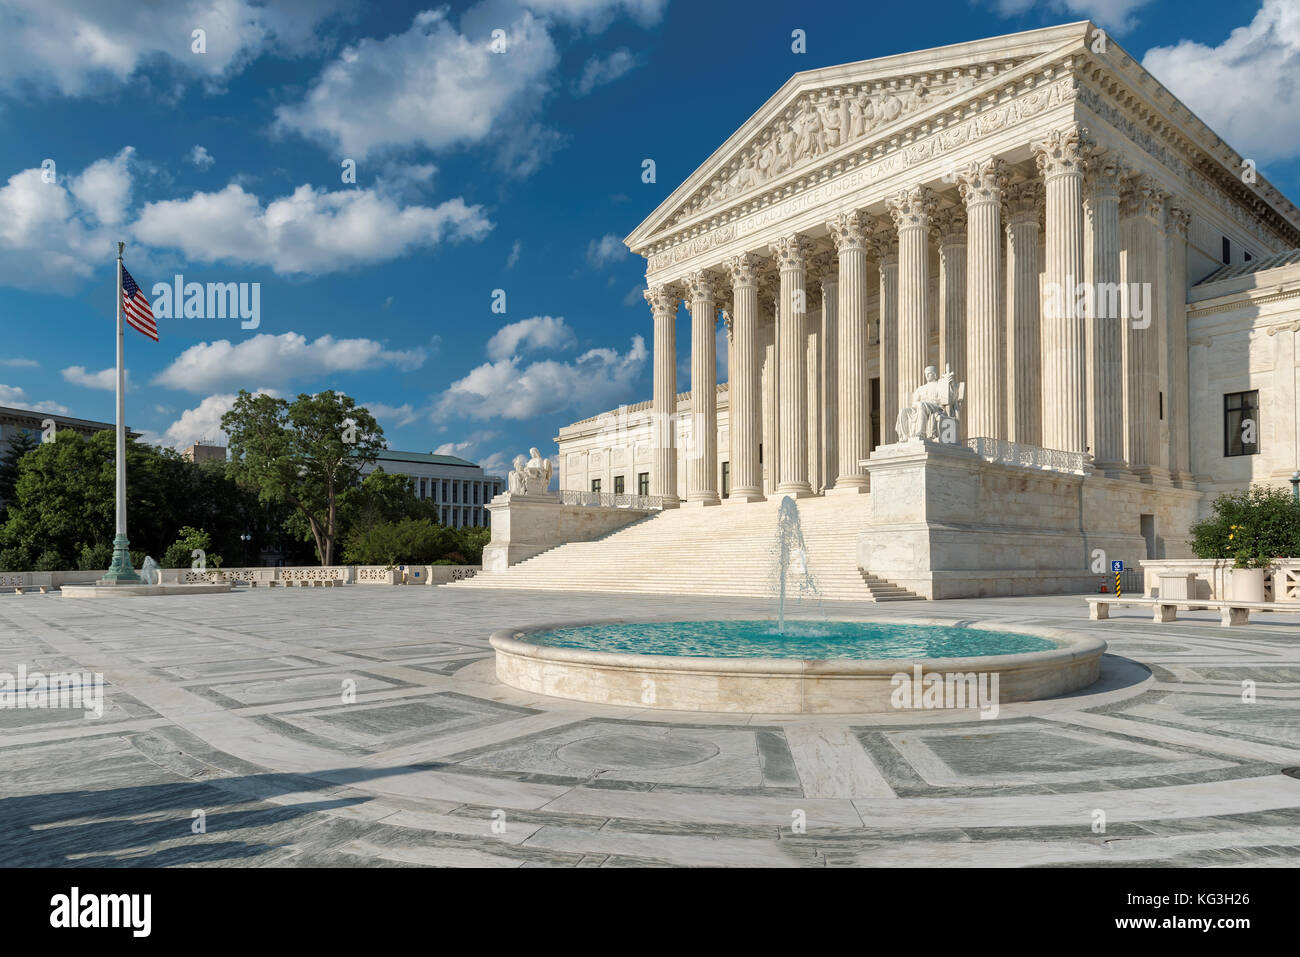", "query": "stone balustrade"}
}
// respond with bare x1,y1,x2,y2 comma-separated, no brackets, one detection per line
558,490,667,510
1,563,482,591
965,437,1093,475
